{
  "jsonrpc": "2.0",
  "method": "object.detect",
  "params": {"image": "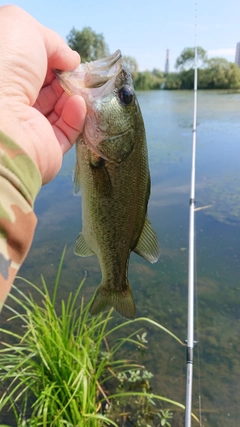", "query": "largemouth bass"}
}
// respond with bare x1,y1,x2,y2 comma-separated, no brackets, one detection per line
54,50,160,319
